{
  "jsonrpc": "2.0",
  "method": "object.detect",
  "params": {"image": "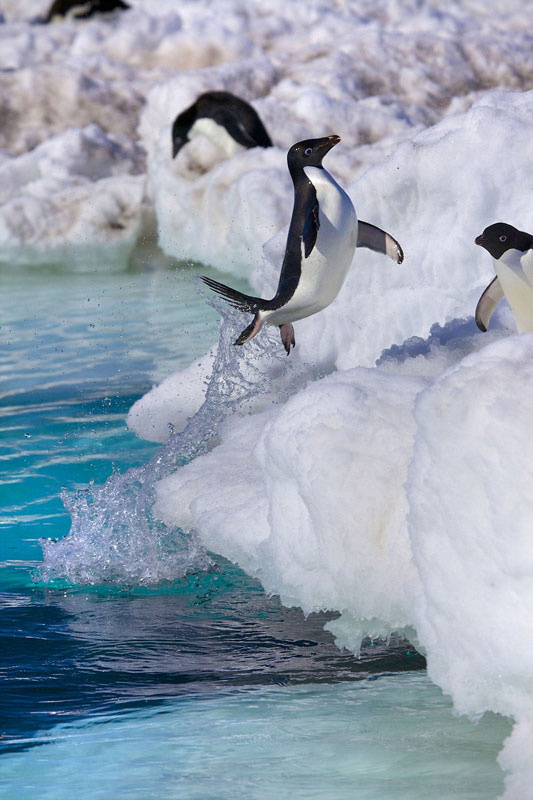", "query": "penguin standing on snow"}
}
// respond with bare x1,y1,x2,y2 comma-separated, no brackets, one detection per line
475,222,533,332
172,91,272,159
201,135,403,354
42,0,129,23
